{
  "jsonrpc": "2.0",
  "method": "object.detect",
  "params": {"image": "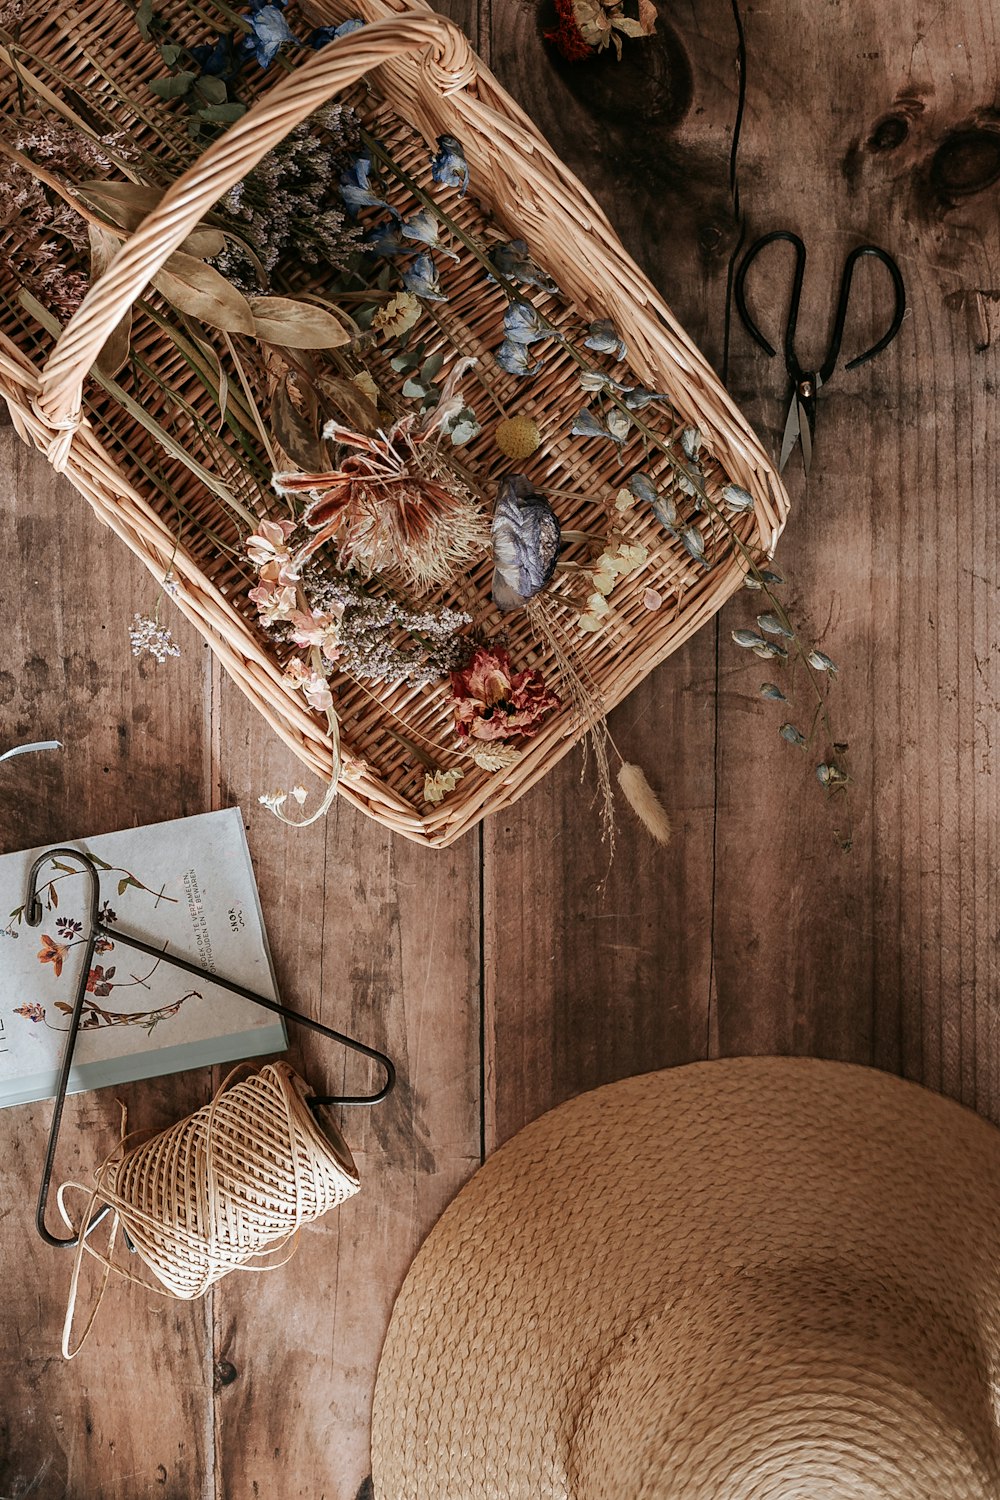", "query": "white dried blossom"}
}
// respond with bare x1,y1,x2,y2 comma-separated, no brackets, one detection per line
258,790,288,812
423,768,464,804
129,613,180,664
